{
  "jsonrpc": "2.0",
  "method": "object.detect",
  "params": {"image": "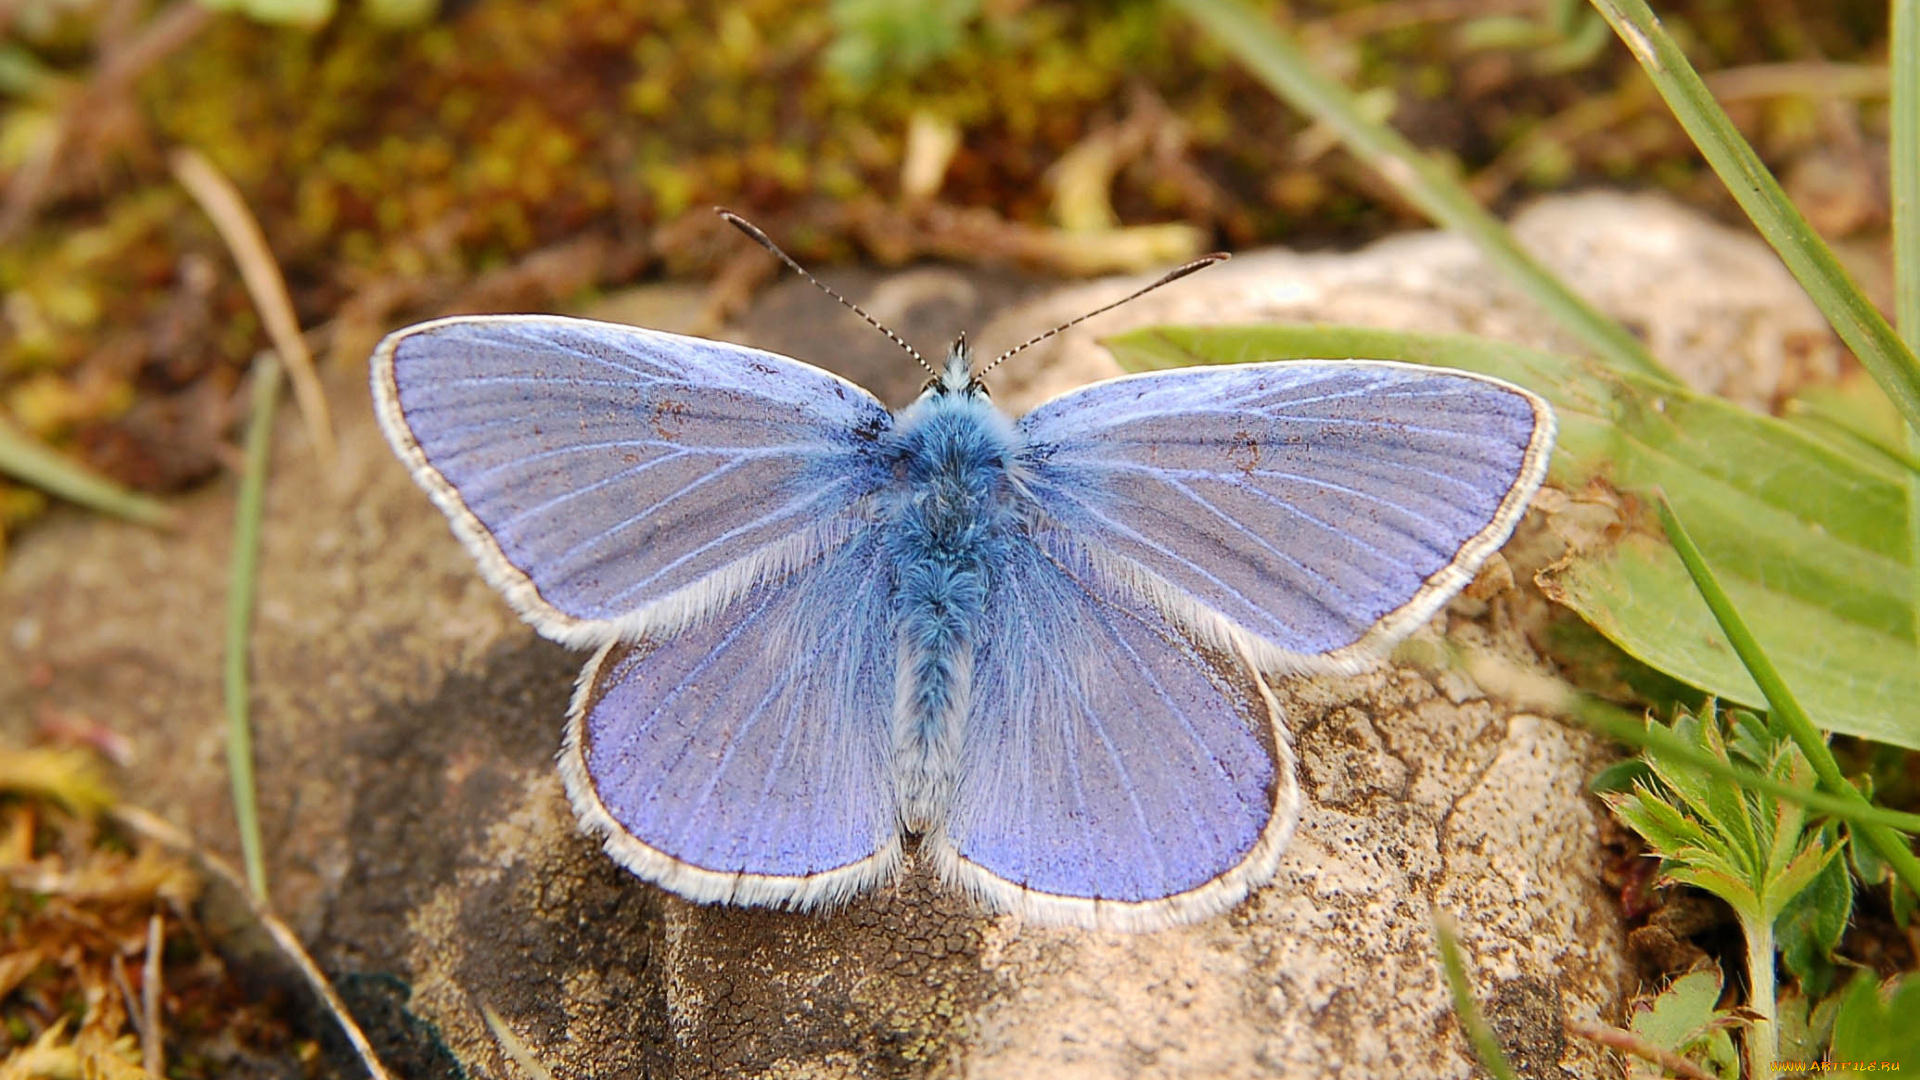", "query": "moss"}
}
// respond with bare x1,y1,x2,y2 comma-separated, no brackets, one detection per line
0,747,300,1079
